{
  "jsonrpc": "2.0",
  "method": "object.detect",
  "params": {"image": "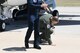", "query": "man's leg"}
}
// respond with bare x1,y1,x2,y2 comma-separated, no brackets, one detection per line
25,15,34,48
46,29,53,45
34,17,41,49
